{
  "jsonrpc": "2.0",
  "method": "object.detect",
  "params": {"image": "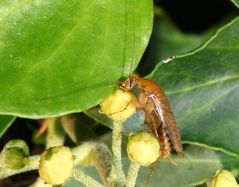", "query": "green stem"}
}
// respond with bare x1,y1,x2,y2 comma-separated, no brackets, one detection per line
72,142,97,165
72,142,112,186
94,143,112,186
46,118,65,148
126,161,140,187
73,169,105,187
110,120,126,186
0,155,39,179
